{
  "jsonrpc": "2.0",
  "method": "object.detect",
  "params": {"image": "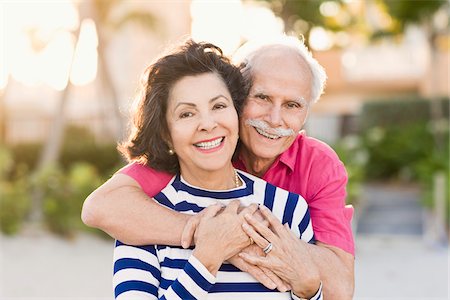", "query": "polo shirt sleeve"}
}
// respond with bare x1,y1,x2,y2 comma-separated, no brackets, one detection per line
118,163,173,198
308,160,355,256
